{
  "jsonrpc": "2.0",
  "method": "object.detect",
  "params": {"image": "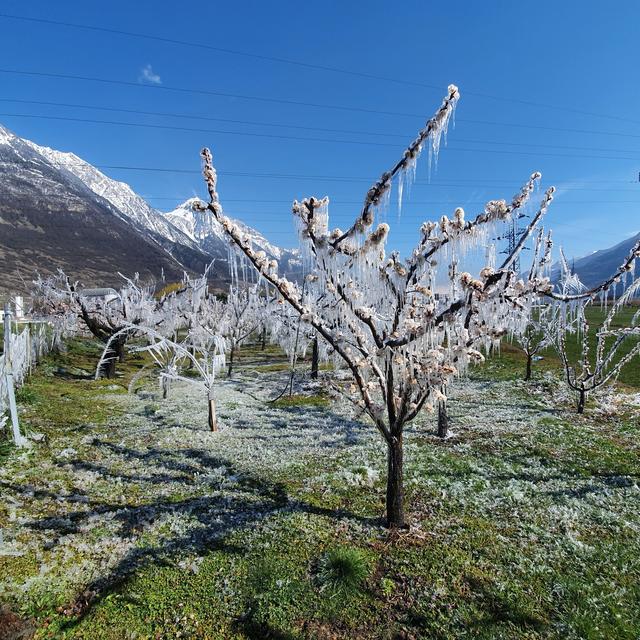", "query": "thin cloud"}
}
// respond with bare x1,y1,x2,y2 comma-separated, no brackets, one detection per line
139,64,162,85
